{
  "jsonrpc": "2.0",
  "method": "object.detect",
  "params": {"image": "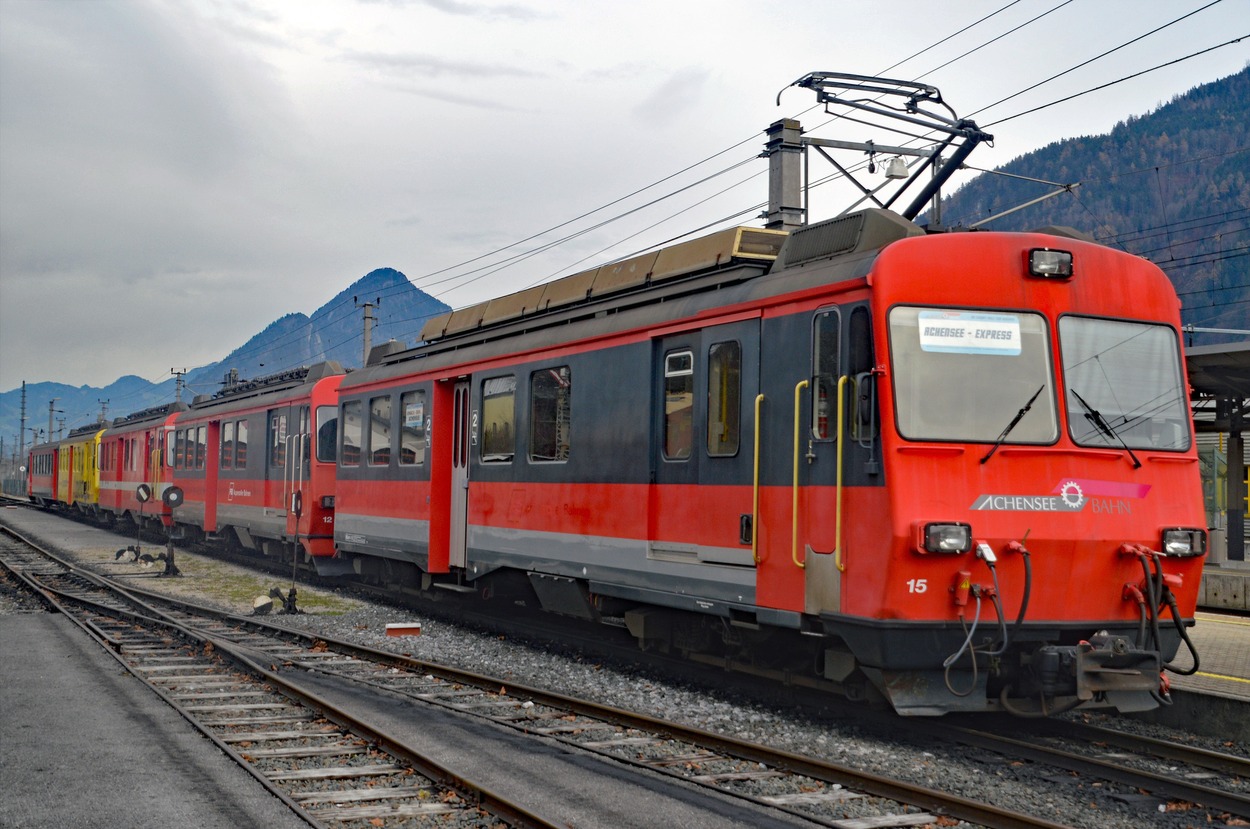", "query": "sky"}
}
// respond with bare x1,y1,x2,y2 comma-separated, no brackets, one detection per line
1,0,1247,400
